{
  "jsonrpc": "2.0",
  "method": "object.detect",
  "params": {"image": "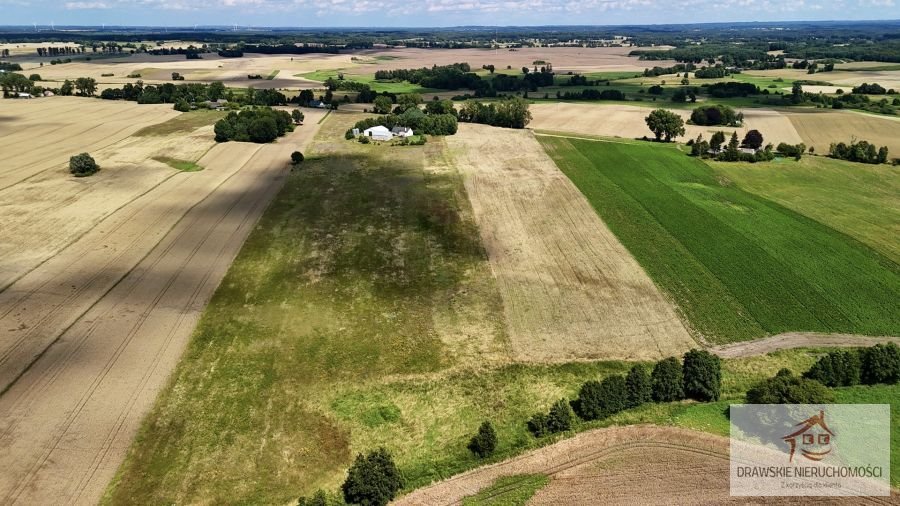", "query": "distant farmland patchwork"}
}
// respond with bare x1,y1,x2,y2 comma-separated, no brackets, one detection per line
539,136,900,344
